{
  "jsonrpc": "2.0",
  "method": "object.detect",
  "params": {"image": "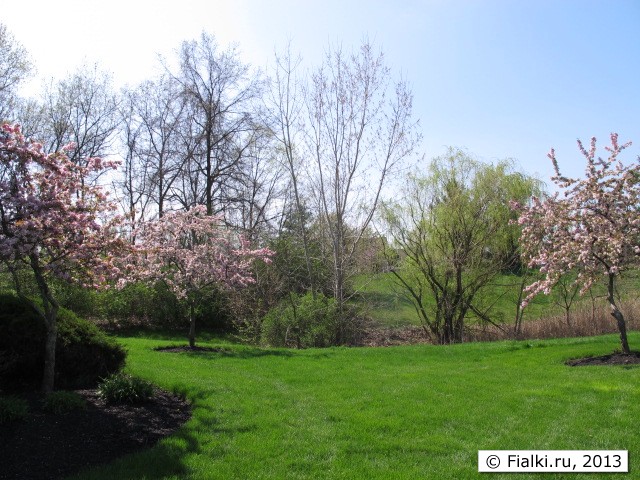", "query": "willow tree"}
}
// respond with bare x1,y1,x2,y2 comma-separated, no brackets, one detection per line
383,149,541,344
